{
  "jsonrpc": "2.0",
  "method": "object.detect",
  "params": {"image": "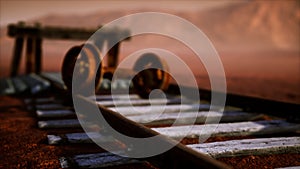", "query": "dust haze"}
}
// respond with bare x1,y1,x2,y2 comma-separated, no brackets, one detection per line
0,1,299,103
